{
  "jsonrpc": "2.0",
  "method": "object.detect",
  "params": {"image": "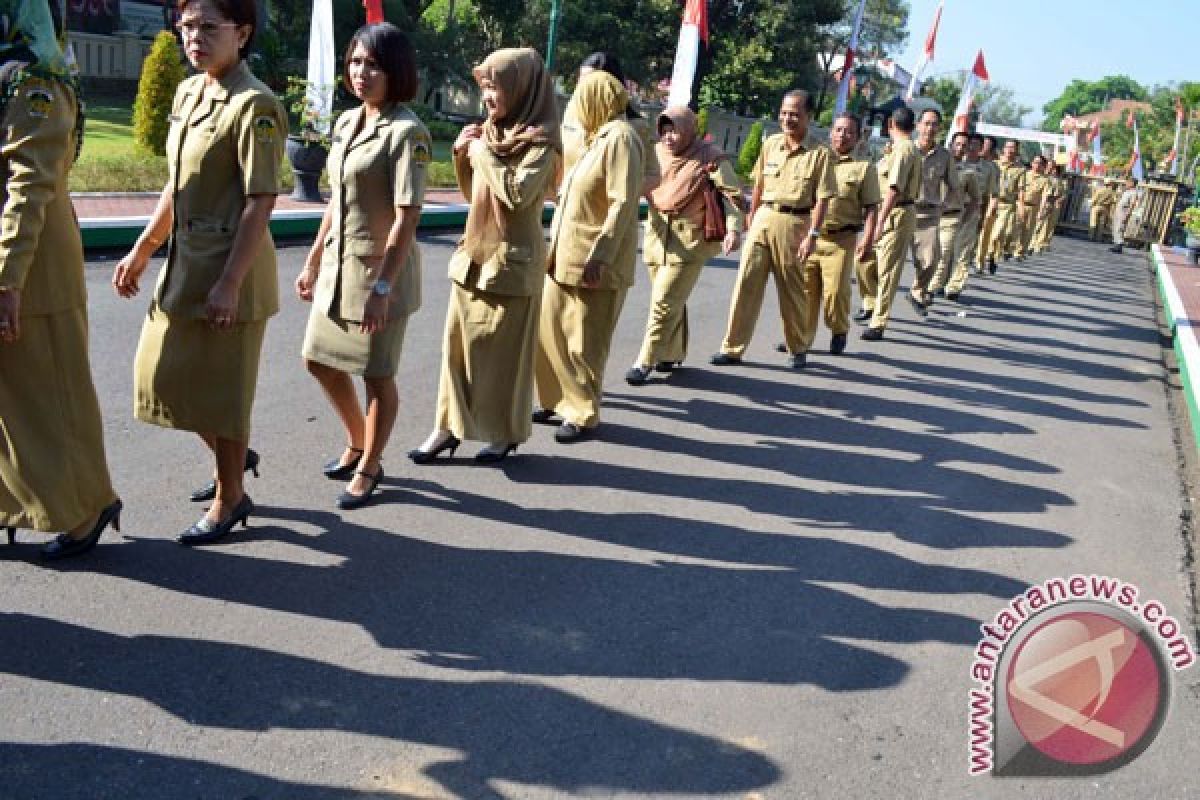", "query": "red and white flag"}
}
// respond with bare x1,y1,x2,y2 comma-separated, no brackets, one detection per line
1130,114,1144,181
363,0,384,23
666,0,709,109
306,0,336,134
1170,96,1185,176
943,49,988,146
905,0,943,101
1092,121,1103,165
834,0,868,114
